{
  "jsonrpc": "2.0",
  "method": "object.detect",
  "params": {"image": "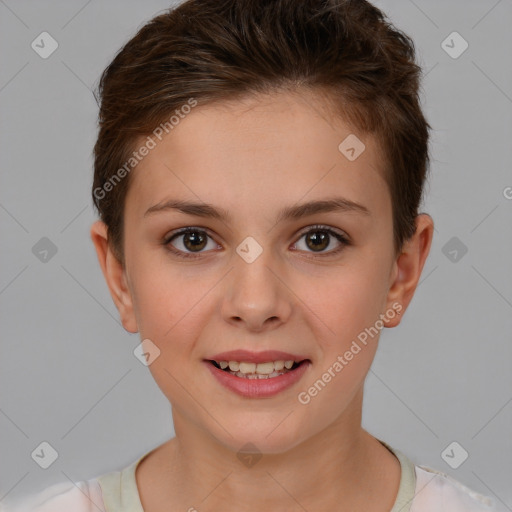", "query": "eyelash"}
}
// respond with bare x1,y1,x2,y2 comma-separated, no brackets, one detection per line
162,225,350,260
